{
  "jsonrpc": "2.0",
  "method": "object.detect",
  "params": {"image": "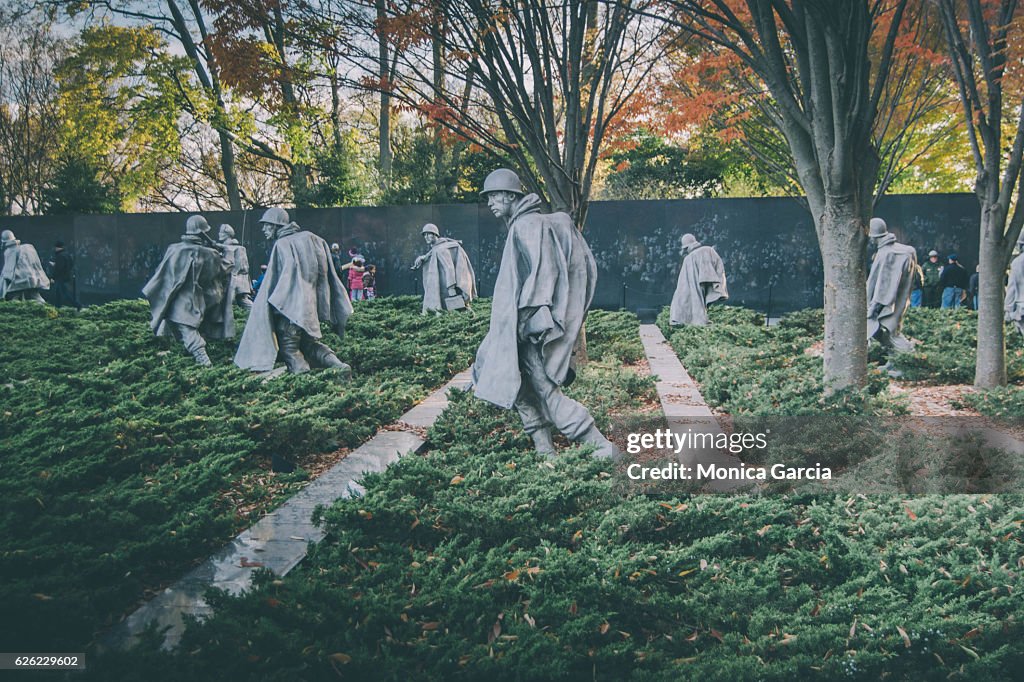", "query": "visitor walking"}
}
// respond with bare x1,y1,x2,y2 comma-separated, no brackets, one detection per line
940,253,969,309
